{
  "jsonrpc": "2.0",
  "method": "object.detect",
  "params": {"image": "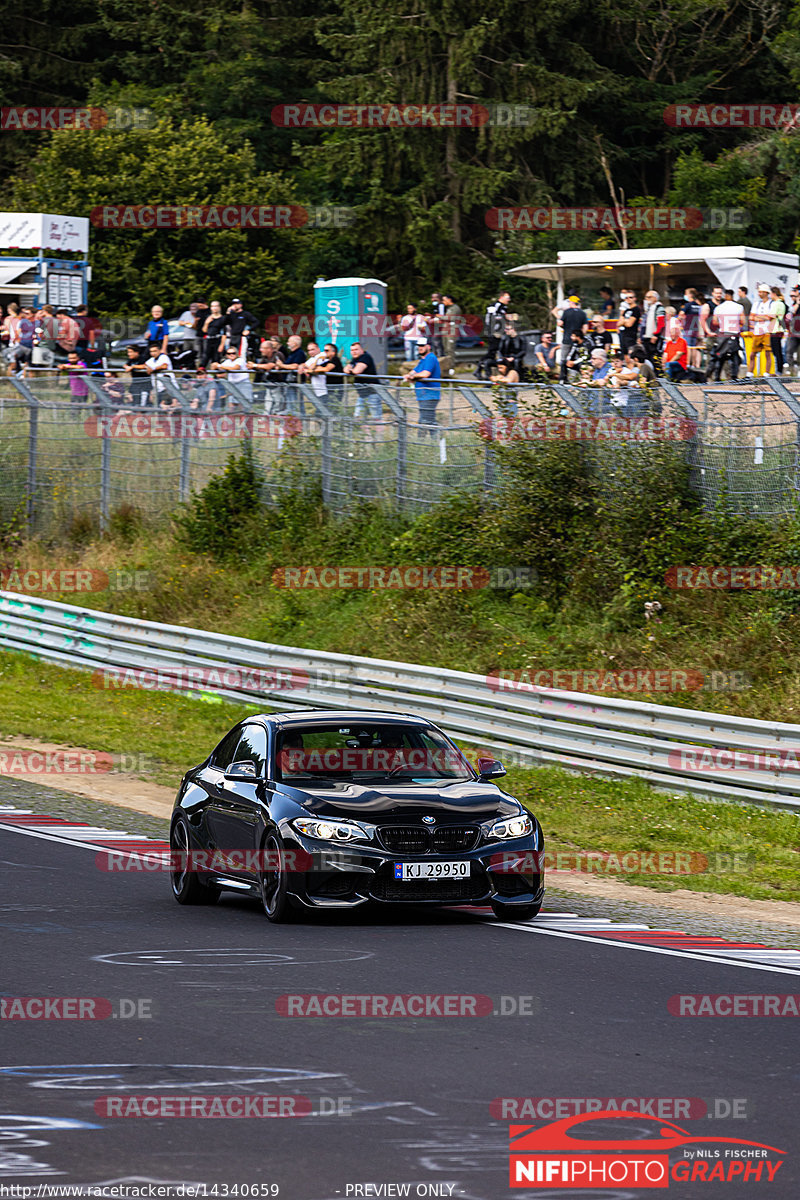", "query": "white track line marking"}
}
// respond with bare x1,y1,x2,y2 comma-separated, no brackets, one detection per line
495,923,800,976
